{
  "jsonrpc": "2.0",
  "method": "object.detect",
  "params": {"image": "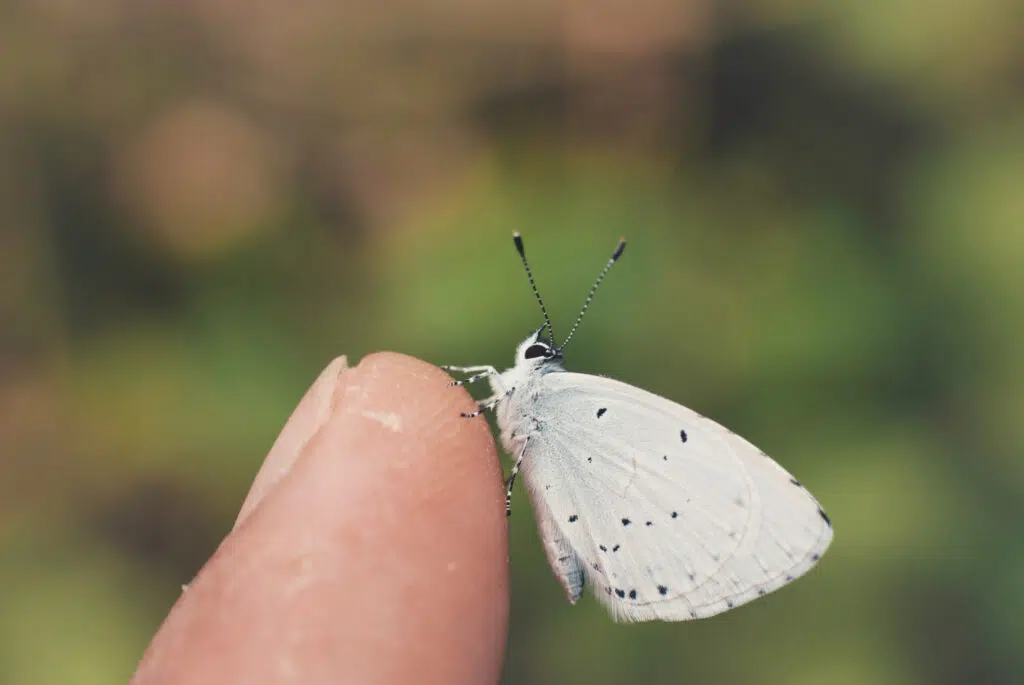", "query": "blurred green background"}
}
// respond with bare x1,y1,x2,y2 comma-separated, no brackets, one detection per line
2,1,1023,683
